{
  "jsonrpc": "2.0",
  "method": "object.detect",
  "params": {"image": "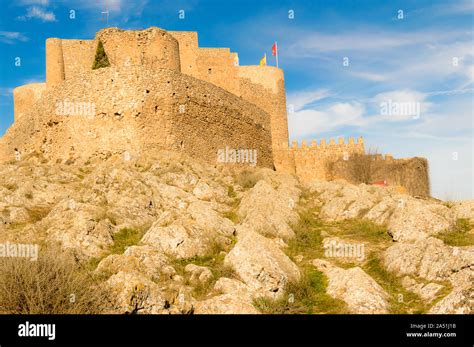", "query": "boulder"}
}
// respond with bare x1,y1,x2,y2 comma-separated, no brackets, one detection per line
194,277,258,314
141,224,210,259
401,276,444,303
185,264,213,284
104,271,166,314
224,228,300,298
452,200,474,221
312,259,390,314
44,200,115,258
237,180,299,240
96,245,174,281
428,286,473,314
383,237,473,282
